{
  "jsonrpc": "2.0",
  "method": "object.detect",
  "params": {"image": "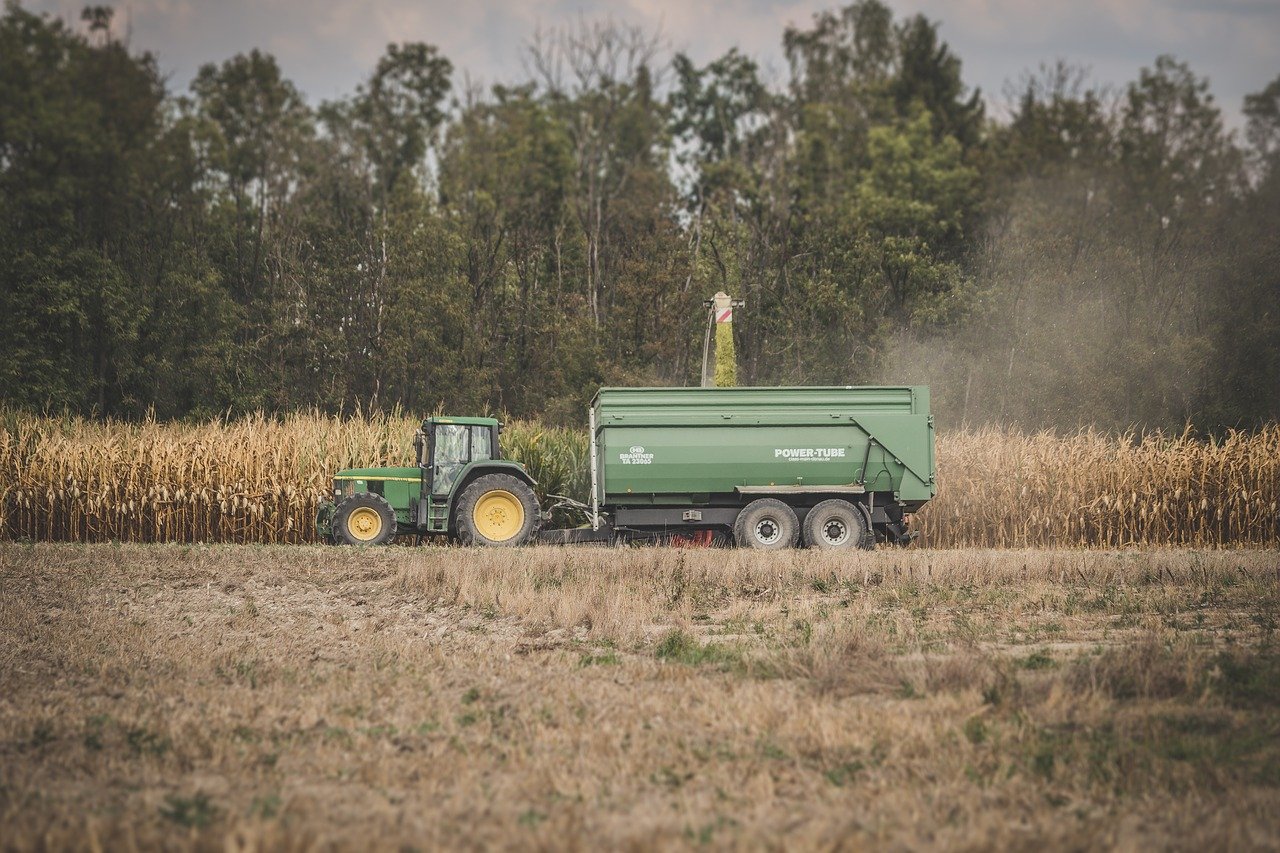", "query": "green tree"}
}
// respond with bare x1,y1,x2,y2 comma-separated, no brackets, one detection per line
754,2,982,384
351,42,452,205
1,3,1277,434
669,48,783,384
1195,75,1280,427
190,50,315,410
529,20,671,331
855,109,976,325
439,84,590,414
892,14,983,148
308,42,454,410
0,4,168,414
